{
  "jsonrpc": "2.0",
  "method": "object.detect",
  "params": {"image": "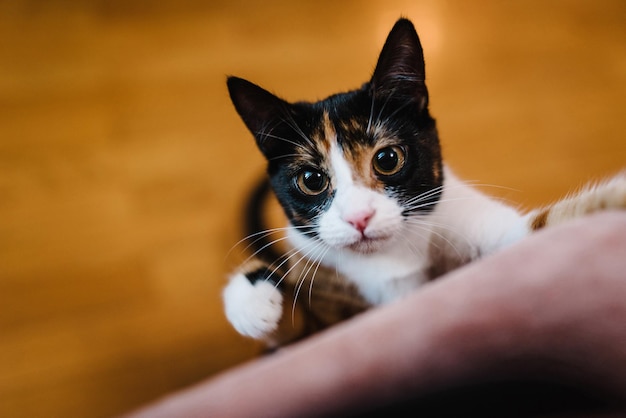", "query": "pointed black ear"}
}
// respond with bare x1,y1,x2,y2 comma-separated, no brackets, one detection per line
370,18,428,107
227,76,292,157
